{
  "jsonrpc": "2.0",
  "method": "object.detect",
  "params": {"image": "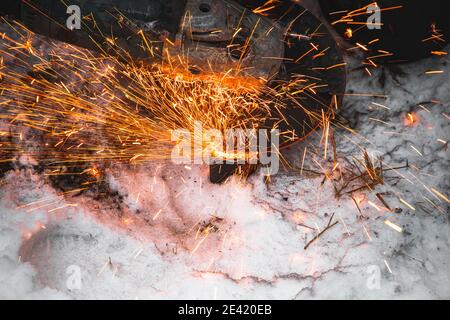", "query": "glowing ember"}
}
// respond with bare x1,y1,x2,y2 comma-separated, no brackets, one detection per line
344,28,353,39
403,112,420,127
